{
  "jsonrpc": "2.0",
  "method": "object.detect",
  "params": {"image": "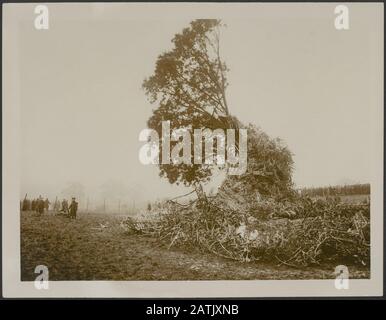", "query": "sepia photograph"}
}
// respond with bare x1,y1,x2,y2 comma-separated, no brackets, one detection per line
2,2,383,298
